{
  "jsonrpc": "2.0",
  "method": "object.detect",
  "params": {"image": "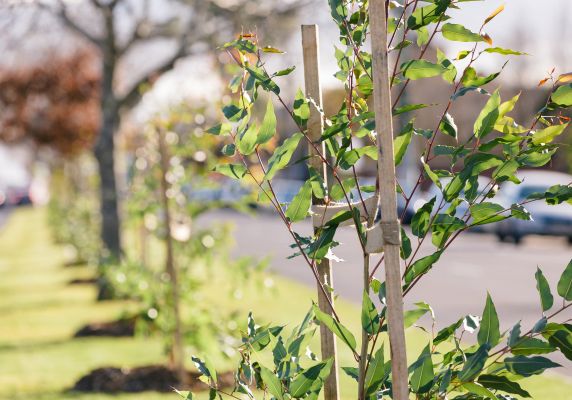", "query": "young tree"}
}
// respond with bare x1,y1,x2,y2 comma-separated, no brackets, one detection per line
26,0,305,259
